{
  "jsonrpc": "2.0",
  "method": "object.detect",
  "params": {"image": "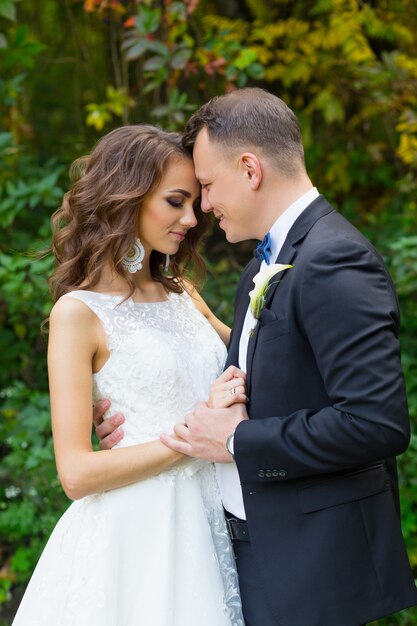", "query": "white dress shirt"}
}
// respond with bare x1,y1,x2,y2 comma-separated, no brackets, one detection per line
216,187,320,519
